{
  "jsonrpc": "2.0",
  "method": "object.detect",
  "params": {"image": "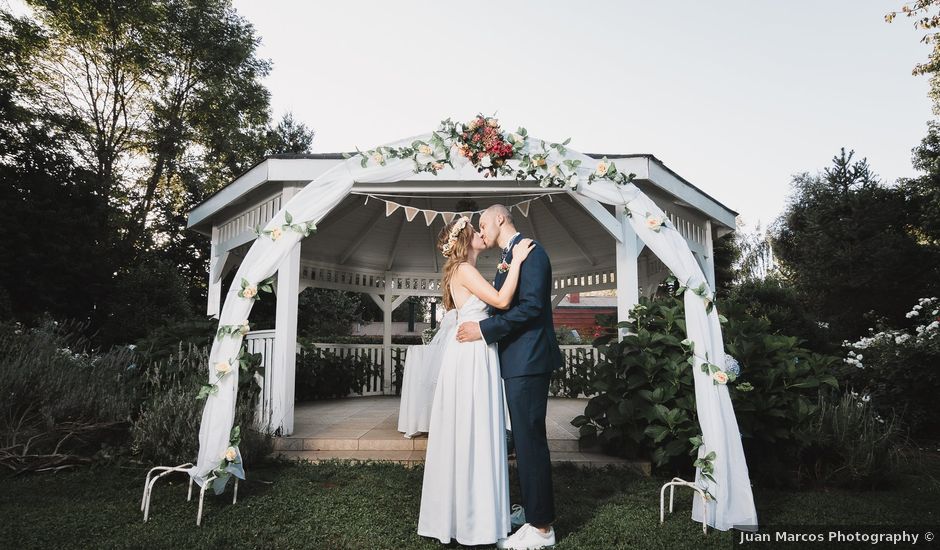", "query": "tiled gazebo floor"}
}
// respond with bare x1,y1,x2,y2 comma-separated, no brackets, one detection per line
273,396,649,474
